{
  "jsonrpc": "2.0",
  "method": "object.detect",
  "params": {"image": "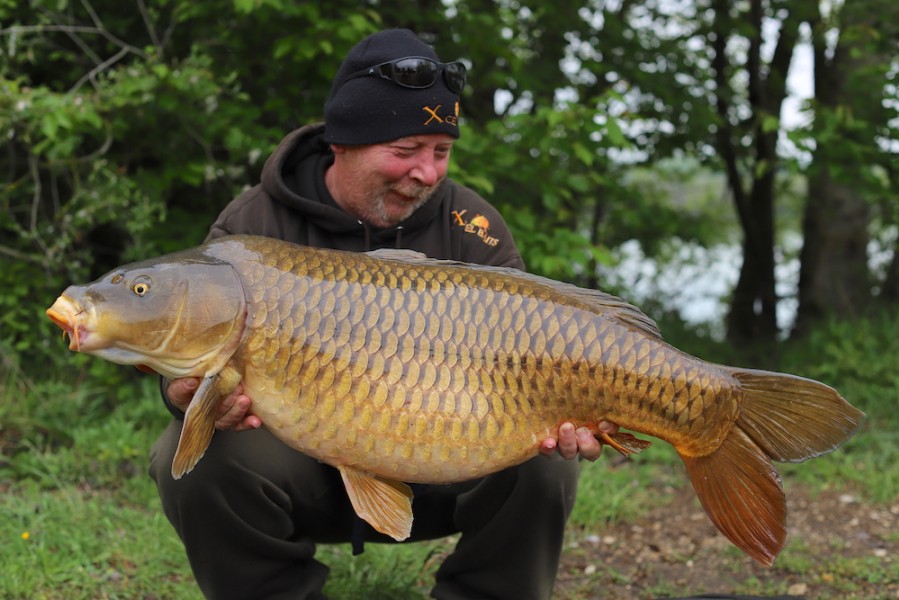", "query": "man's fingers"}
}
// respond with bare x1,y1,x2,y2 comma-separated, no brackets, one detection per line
557,422,578,460
597,419,619,435
576,427,603,462
538,437,558,457
215,388,248,429
166,377,199,411
232,413,263,432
